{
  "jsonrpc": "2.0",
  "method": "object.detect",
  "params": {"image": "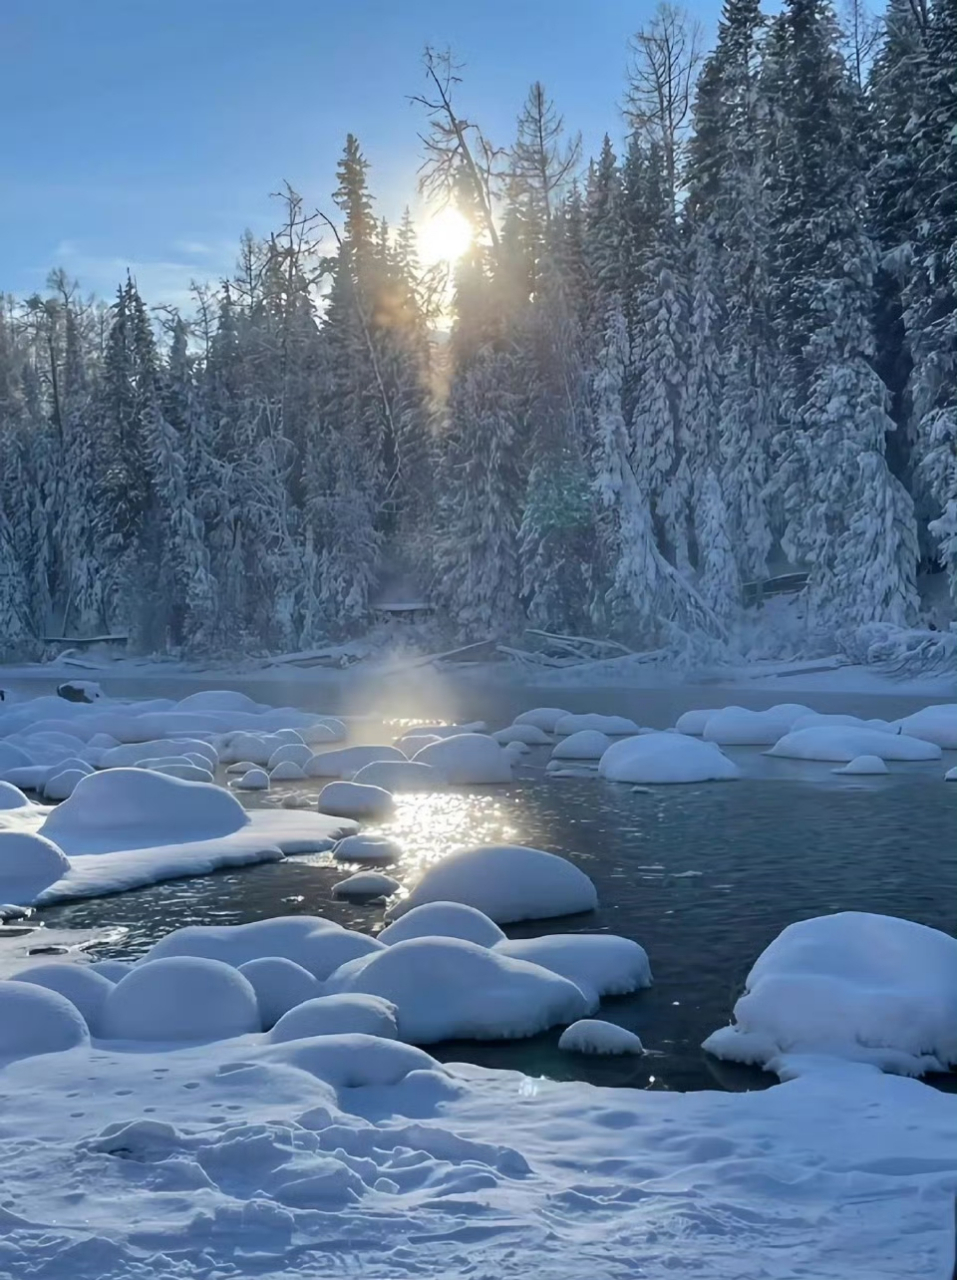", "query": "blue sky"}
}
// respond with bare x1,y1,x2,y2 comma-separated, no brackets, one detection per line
0,0,723,307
